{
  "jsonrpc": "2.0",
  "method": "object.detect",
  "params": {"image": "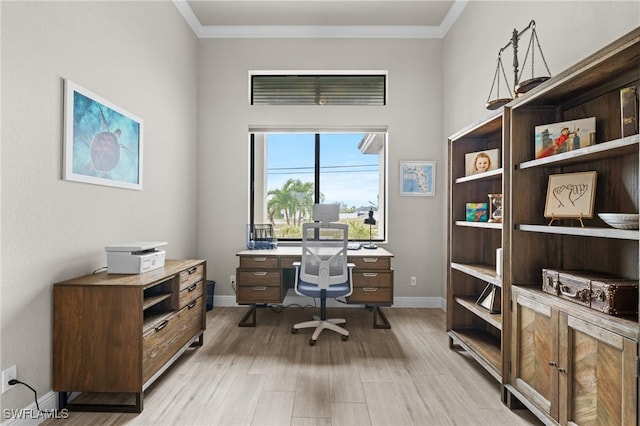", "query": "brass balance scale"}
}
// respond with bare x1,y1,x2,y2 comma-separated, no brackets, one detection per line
485,20,552,110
